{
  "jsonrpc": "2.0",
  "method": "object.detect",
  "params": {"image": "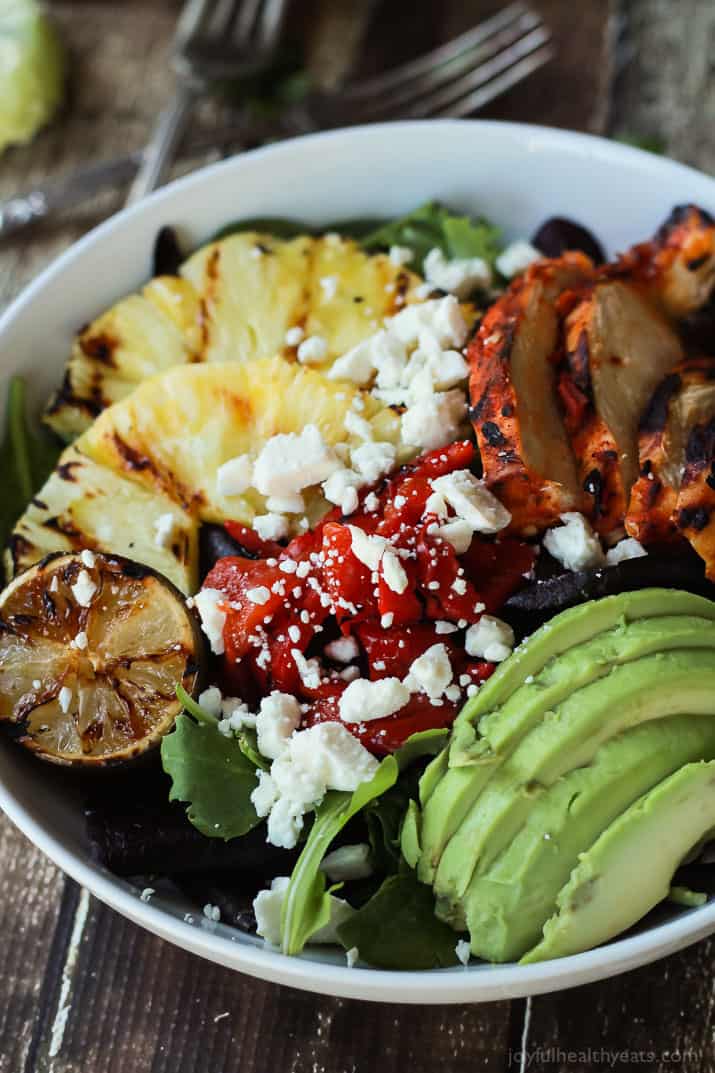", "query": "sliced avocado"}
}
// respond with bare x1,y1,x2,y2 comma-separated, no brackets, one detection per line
400,800,421,870
418,747,449,807
521,760,715,963
435,648,715,904
450,588,715,765
463,714,715,961
418,606,715,885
